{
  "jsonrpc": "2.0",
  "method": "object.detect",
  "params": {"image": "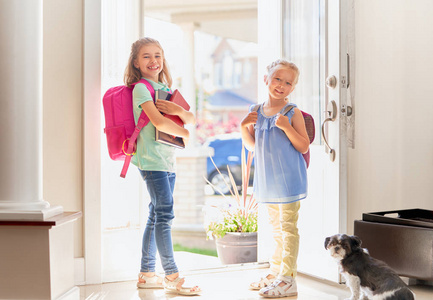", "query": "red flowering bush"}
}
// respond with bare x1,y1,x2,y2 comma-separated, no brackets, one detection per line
196,113,240,144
